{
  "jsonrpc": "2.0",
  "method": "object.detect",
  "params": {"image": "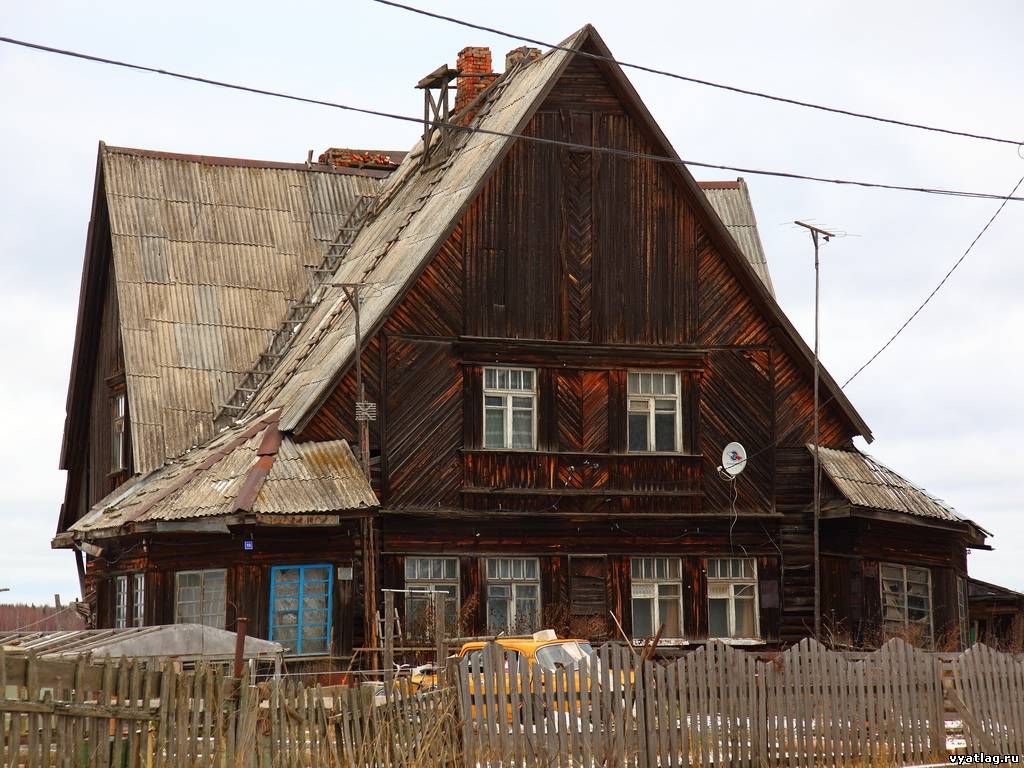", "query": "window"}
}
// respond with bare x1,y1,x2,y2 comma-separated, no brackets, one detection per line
111,391,128,472
269,565,332,656
627,371,680,452
957,576,969,649
113,574,128,629
707,558,759,639
880,563,933,645
174,569,226,629
132,572,145,627
485,557,540,634
483,367,537,449
631,557,682,638
404,557,459,637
